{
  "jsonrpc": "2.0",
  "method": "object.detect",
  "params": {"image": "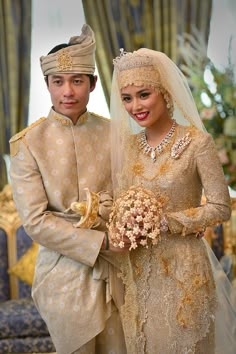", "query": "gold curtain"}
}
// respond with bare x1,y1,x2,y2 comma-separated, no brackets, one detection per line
0,0,32,190
82,0,212,105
